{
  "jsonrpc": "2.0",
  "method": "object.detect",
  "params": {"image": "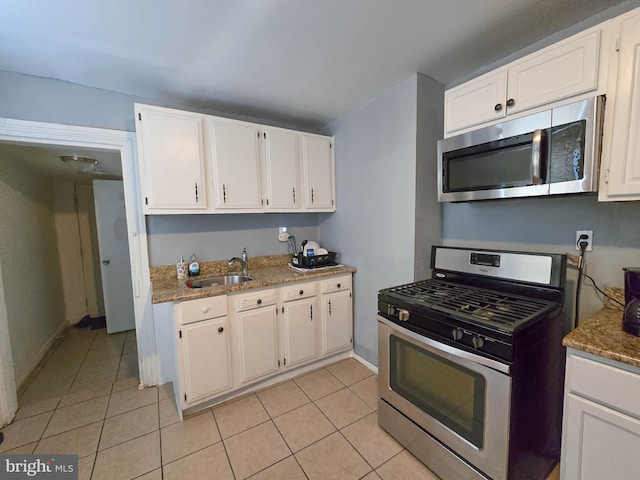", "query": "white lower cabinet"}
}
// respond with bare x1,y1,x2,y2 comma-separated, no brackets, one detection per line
279,282,318,369
230,288,279,386
175,296,232,408
319,275,353,355
561,351,640,479
174,273,353,411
